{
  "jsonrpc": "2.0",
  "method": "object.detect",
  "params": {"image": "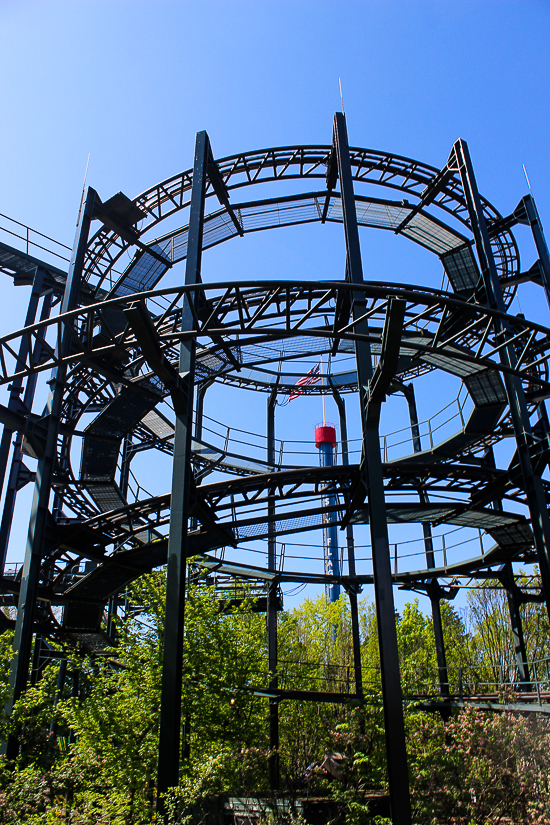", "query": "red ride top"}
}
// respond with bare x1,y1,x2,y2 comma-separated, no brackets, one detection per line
315,426,337,448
